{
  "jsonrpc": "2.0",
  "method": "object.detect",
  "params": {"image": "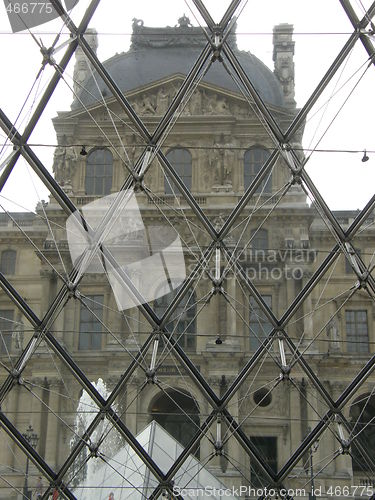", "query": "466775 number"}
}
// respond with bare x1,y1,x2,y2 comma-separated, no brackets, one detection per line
326,485,374,496
6,2,53,14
